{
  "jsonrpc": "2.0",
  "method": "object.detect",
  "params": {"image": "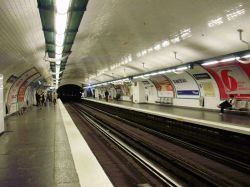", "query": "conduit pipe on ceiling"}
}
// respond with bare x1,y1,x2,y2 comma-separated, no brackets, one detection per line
237,29,250,49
